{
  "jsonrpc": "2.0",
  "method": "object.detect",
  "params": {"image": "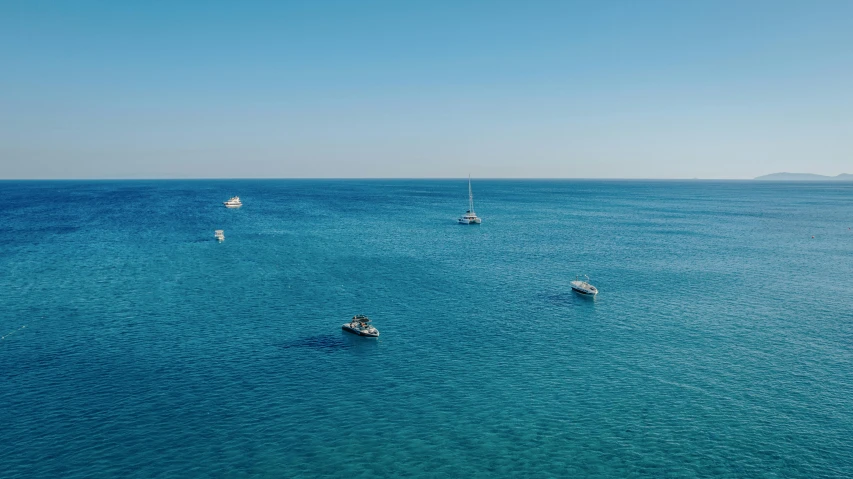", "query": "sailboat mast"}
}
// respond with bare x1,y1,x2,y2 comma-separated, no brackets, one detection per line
468,176,472,212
